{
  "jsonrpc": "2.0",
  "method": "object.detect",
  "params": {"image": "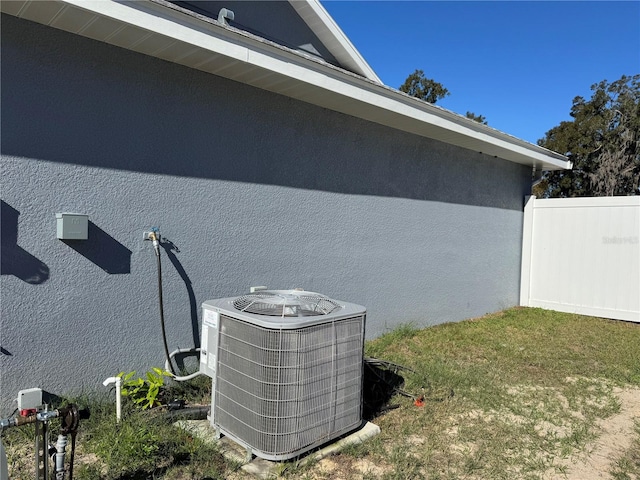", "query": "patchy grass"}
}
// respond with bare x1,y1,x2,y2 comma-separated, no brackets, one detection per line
2,398,230,480
299,307,640,480
3,307,639,479
610,419,640,479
